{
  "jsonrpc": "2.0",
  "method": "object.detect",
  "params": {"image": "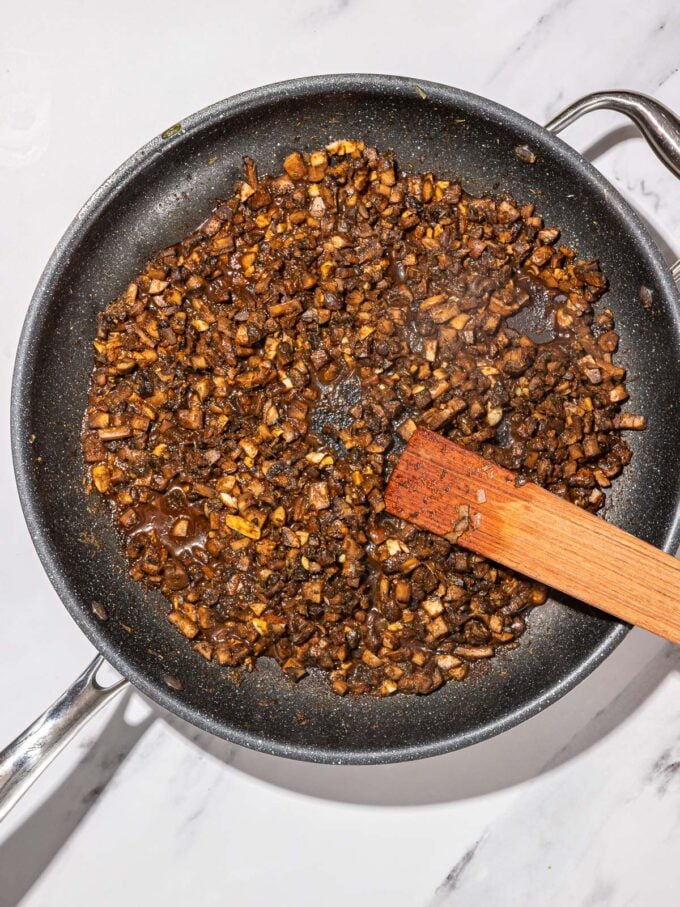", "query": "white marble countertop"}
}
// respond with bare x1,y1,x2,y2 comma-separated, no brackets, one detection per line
1,1,679,904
